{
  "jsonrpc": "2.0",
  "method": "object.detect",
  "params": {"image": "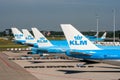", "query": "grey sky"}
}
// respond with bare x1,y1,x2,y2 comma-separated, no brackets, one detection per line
0,0,120,31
